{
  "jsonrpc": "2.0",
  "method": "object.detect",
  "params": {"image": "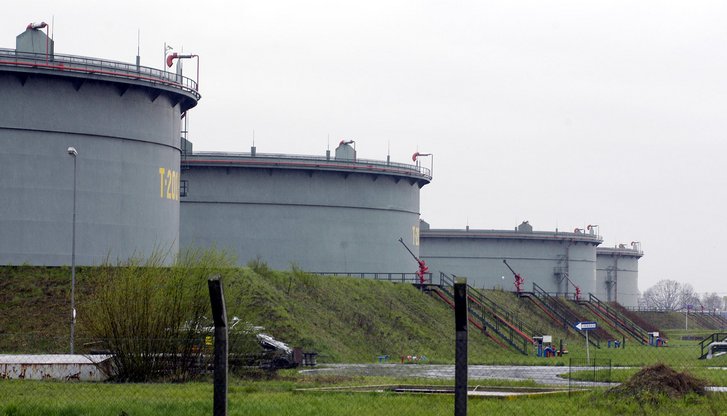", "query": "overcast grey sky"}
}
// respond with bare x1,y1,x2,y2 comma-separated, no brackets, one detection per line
3,1,726,295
